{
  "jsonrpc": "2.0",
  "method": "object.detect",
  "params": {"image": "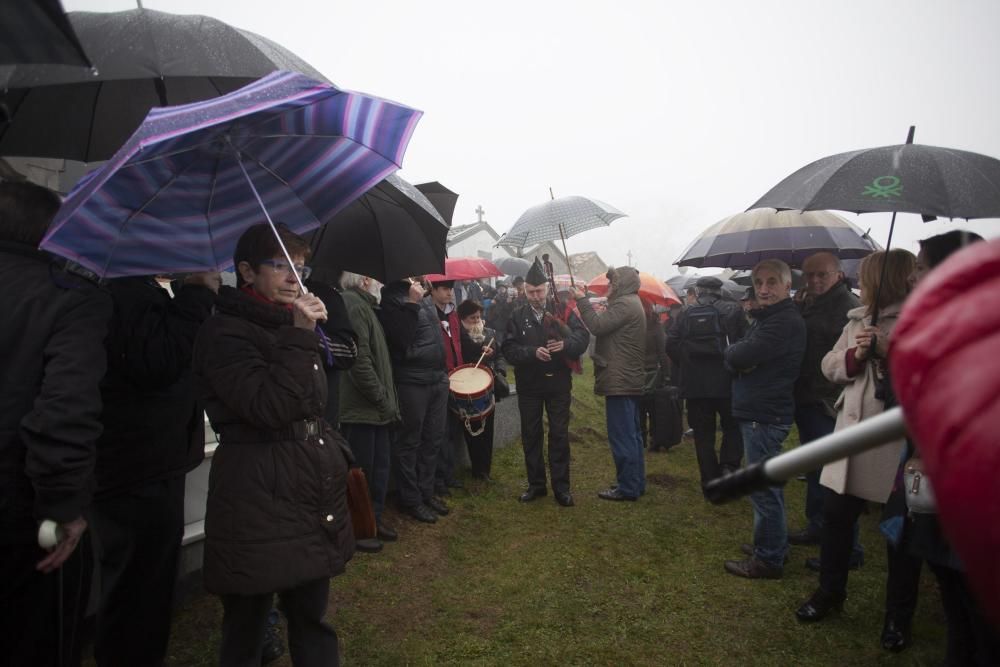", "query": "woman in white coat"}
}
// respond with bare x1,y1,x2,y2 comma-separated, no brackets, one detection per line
795,249,916,626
